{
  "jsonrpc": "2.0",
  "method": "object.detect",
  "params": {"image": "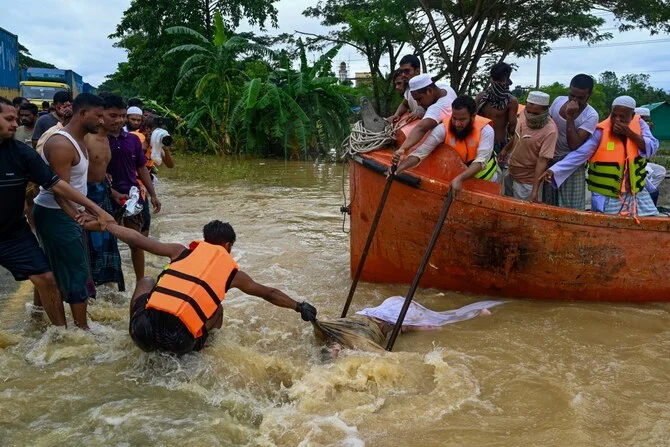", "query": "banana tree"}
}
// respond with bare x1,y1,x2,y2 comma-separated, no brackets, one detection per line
164,11,273,154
